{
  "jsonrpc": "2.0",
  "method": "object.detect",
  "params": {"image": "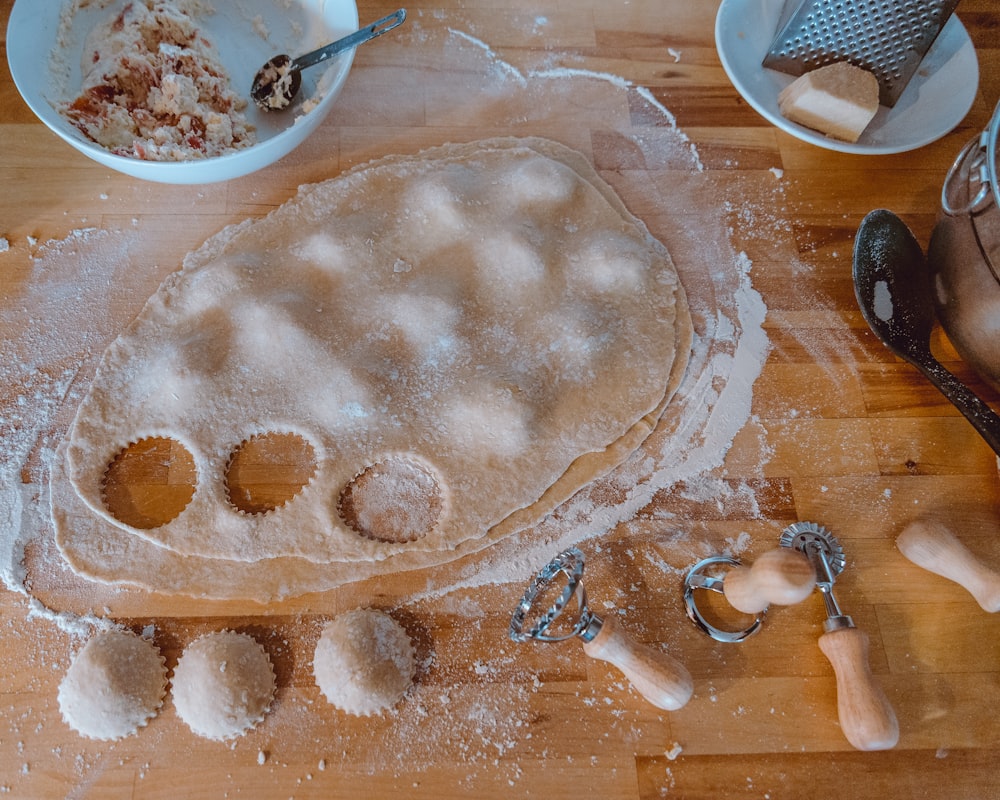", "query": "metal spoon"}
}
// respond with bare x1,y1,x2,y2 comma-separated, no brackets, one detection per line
251,9,406,111
852,208,1000,455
